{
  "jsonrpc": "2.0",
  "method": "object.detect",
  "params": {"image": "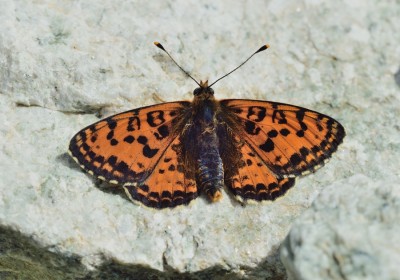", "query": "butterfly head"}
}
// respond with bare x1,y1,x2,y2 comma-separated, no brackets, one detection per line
193,80,215,98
